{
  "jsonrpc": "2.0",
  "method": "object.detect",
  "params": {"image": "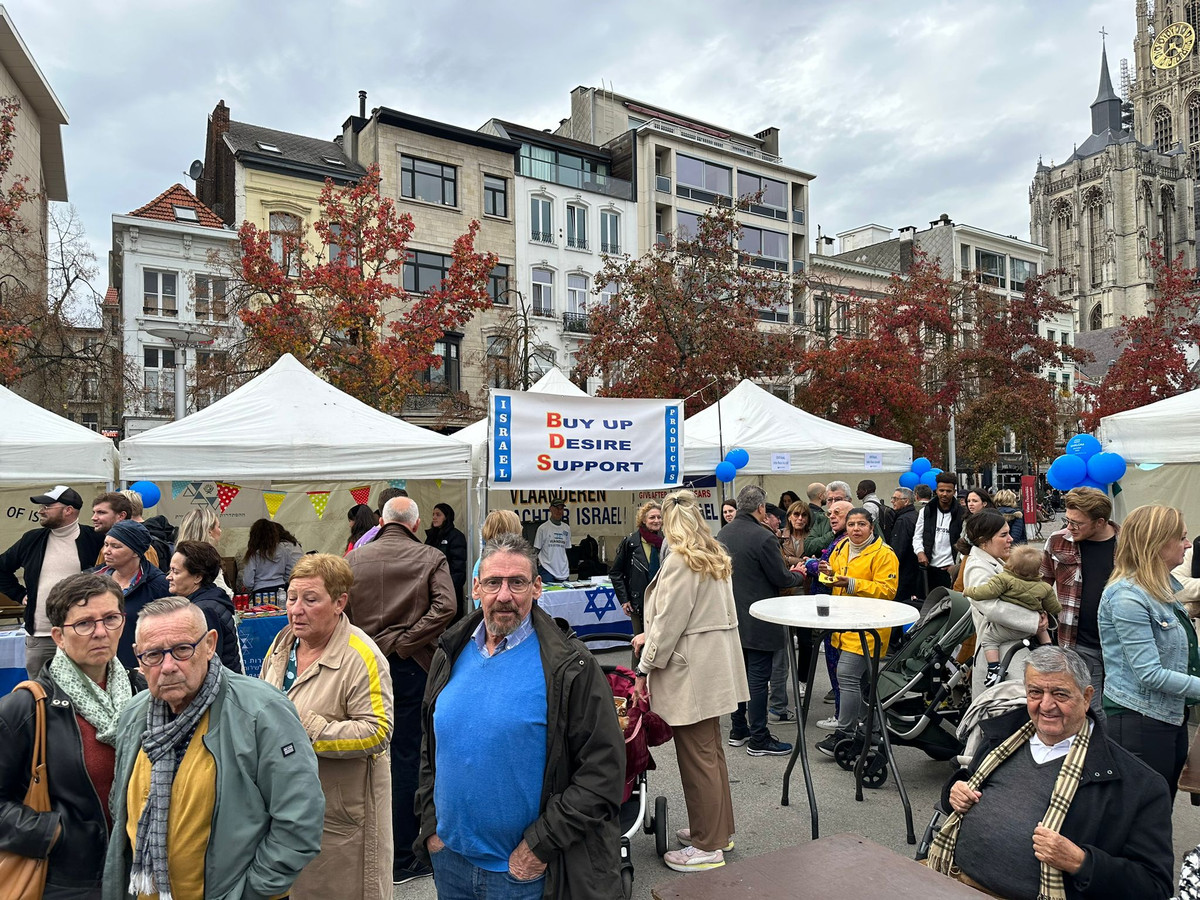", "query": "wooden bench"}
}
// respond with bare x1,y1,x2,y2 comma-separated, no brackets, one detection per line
651,833,981,900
